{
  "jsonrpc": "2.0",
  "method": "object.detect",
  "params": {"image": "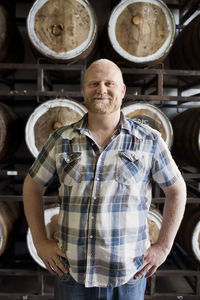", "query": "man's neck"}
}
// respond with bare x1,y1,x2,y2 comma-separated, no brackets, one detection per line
87,110,121,147
88,110,121,133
